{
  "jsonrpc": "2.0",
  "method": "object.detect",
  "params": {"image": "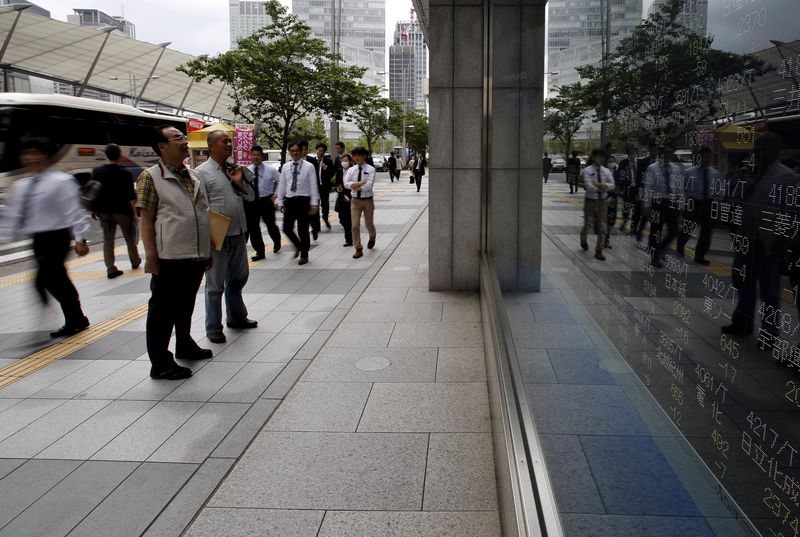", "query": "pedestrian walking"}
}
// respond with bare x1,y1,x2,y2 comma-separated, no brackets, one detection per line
276,141,321,265
407,155,416,184
315,143,335,230
345,146,377,259
335,152,354,247
245,145,282,260
566,151,581,194
136,126,213,380
0,137,91,337
579,148,615,261
90,143,141,279
413,150,427,192
543,152,552,183
195,130,258,344
388,153,399,182
676,147,718,265
646,145,684,268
